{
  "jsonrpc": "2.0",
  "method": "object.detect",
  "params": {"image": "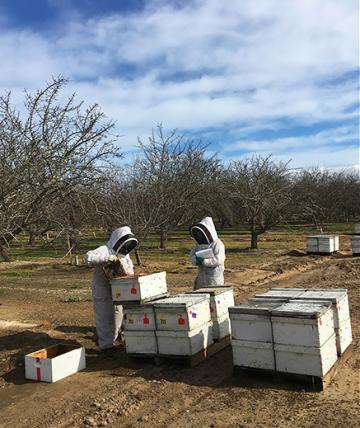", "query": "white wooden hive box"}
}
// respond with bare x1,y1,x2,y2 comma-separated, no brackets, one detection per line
154,294,211,331
271,301,334,347
229,301,282,342
124,330,158,355
110,272,167,302
186,287,234,320
25,344,86,383
232,339,275,371
156,322,213,356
